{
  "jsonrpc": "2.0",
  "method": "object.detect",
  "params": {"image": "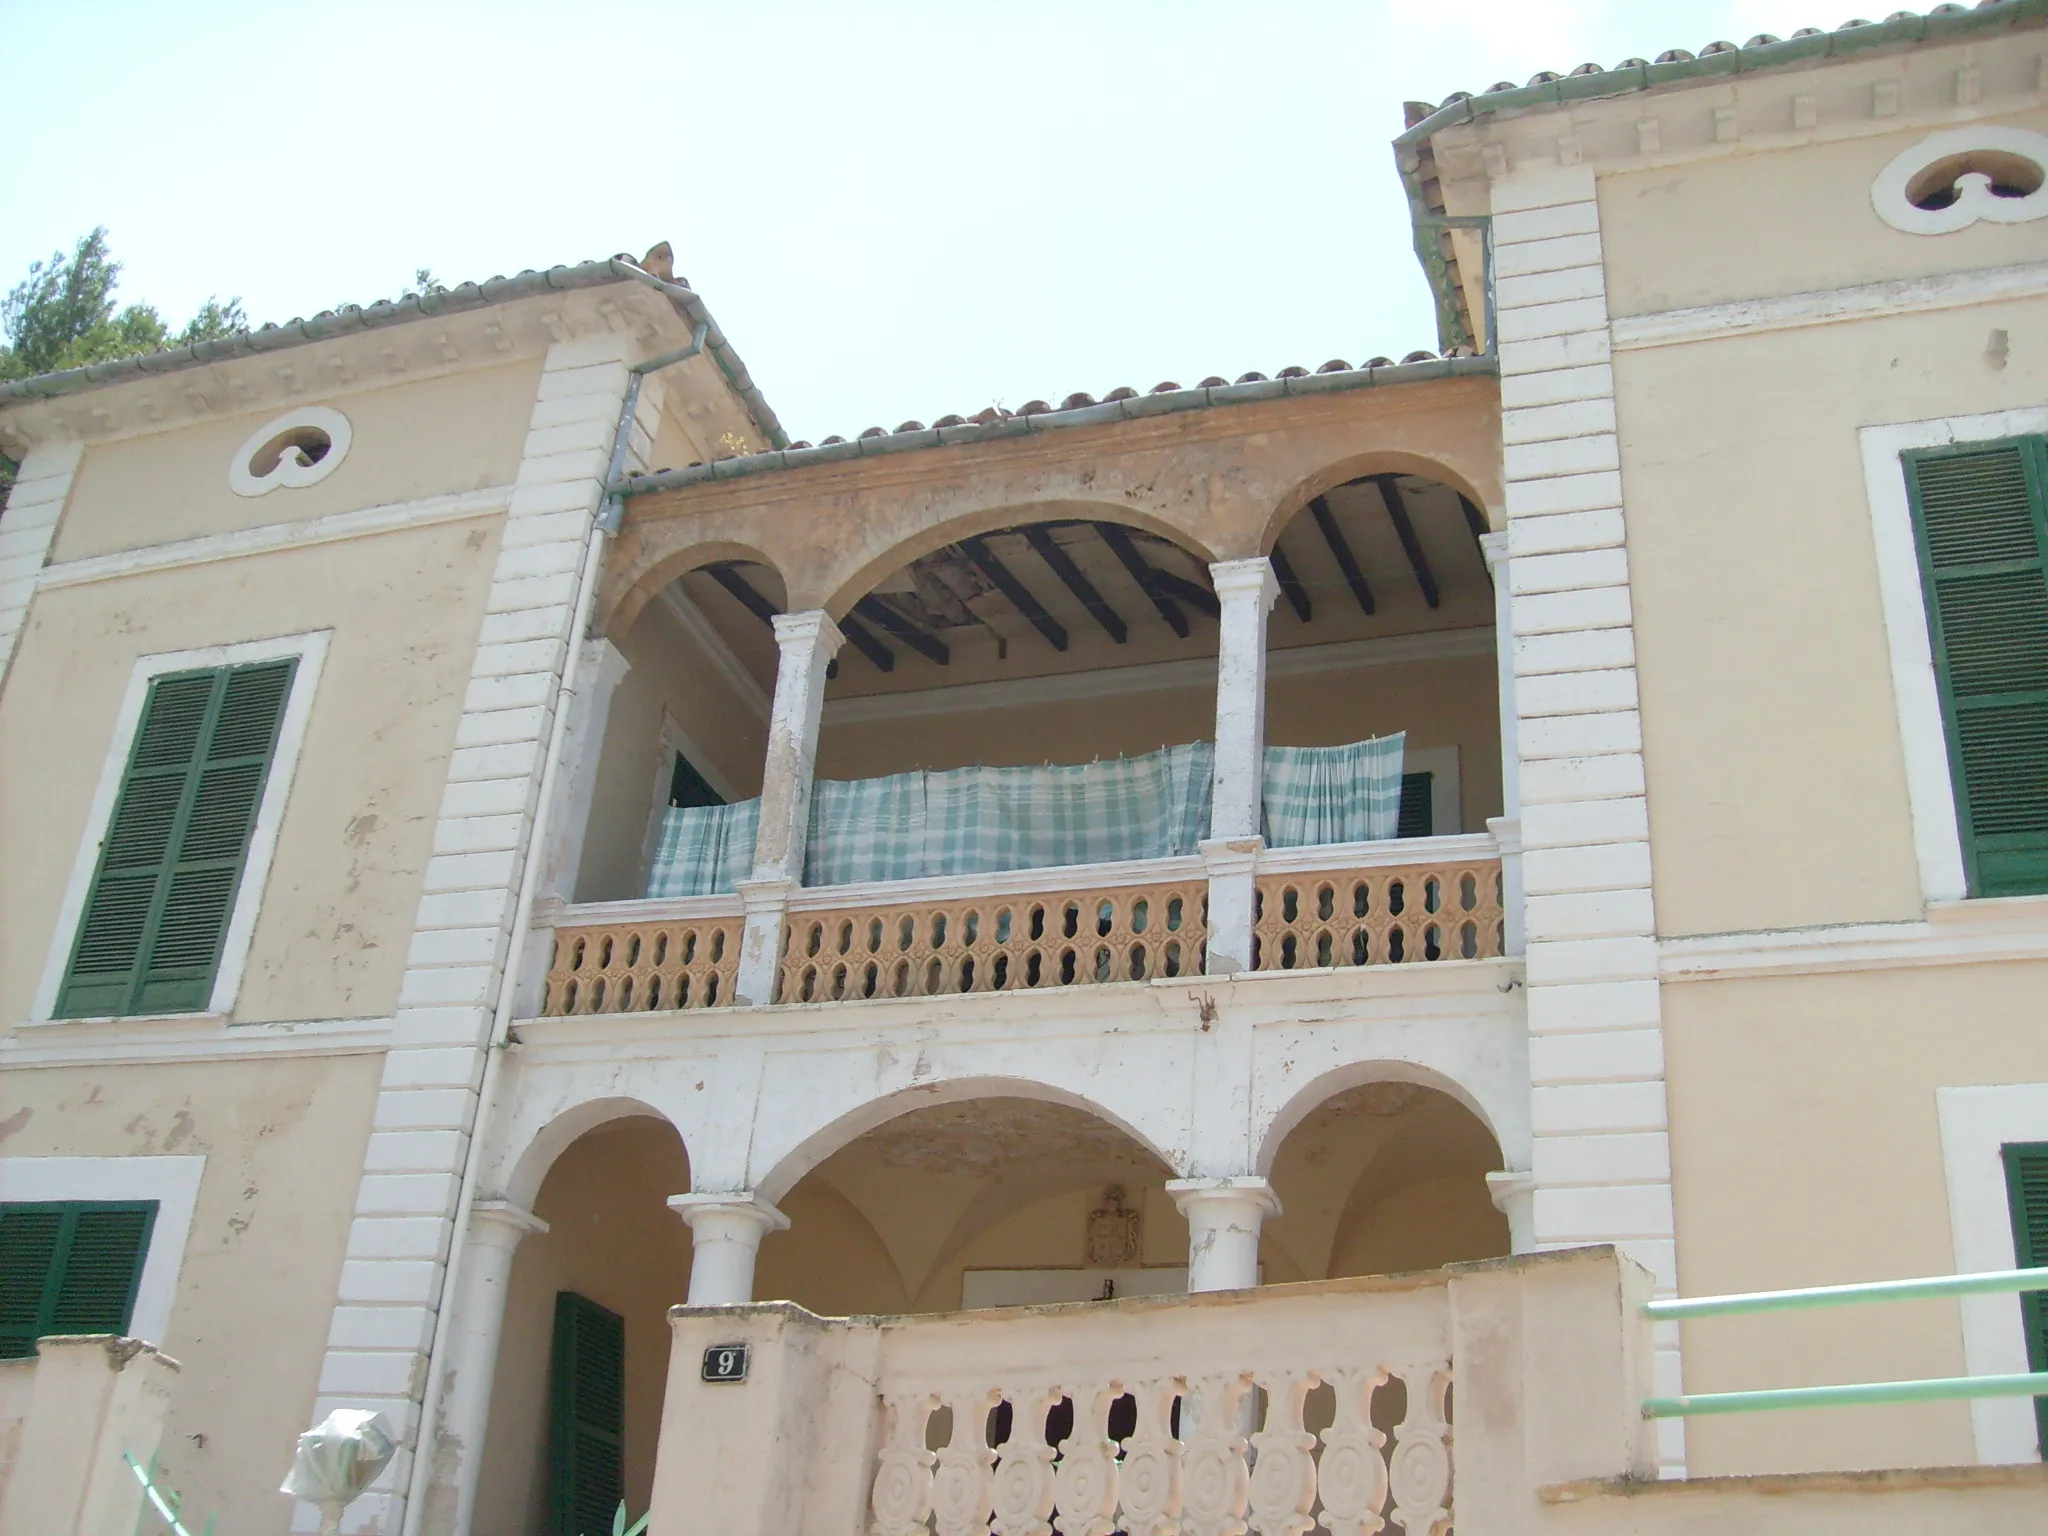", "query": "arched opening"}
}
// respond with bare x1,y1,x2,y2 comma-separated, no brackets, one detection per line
570,555,785,903
473,1114,692,1536
756,1095,1181,1316
1262,1081,1508,1282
